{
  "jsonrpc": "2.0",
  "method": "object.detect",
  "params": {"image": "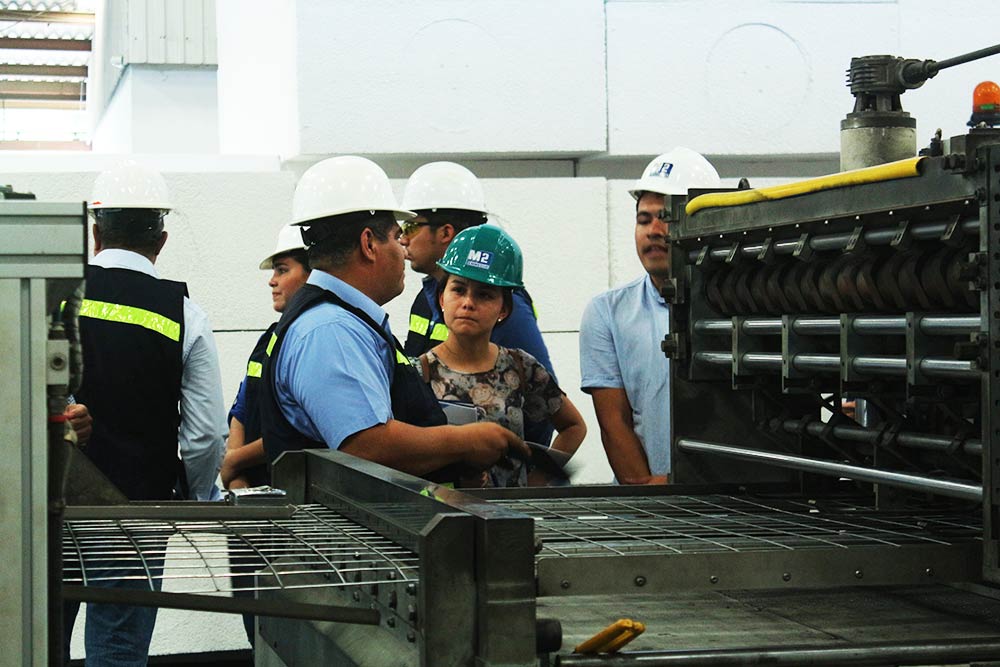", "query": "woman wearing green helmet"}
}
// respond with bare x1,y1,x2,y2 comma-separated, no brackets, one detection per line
416,224,586,487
